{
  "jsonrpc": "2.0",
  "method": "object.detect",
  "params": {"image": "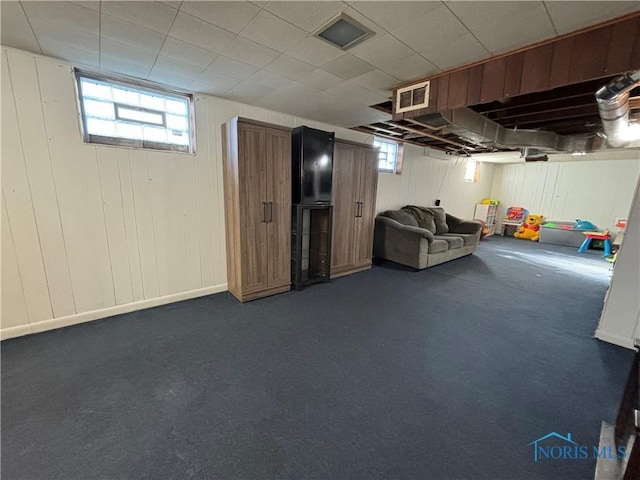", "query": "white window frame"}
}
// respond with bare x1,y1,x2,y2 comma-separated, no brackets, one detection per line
374,137,402,174
74,69,196,154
